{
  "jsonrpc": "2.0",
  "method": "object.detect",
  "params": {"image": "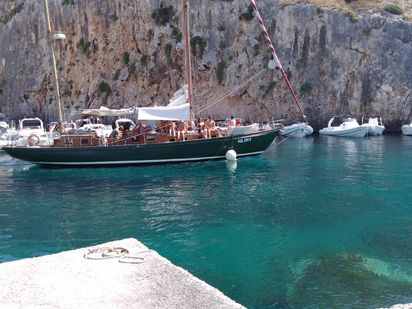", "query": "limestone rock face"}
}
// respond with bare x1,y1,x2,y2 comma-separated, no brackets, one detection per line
0,0,411,130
